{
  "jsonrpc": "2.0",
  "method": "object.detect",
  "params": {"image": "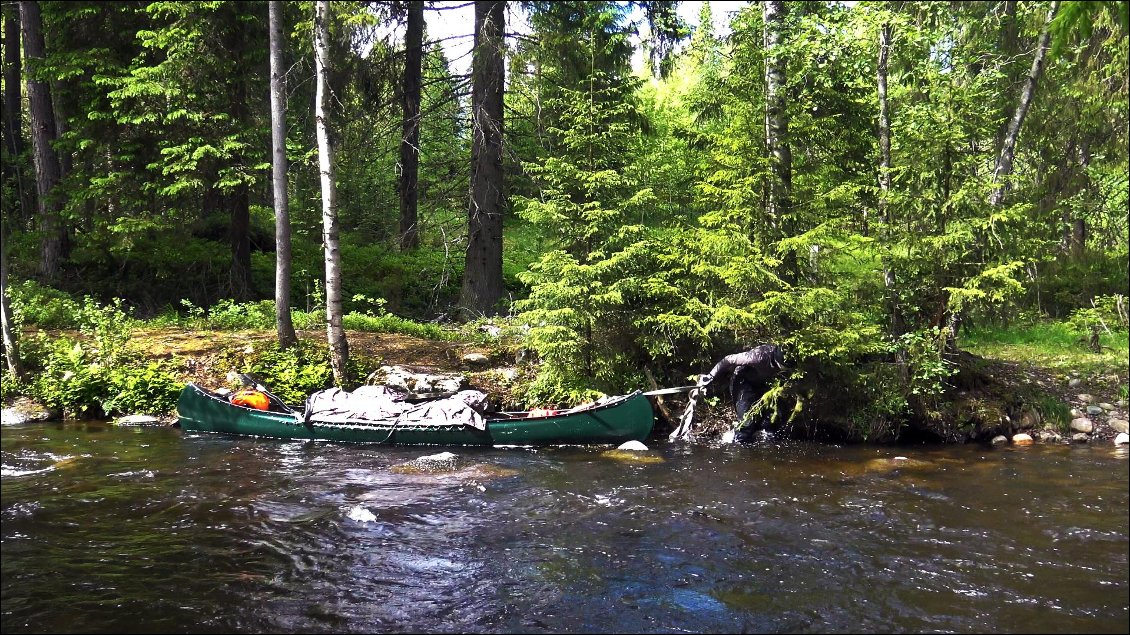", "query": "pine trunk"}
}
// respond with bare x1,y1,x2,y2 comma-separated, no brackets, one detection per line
227,8,251,302
458,1,505,320
399,0,423,251
20,0,63,282
269,0,297,348
314,0,349,384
